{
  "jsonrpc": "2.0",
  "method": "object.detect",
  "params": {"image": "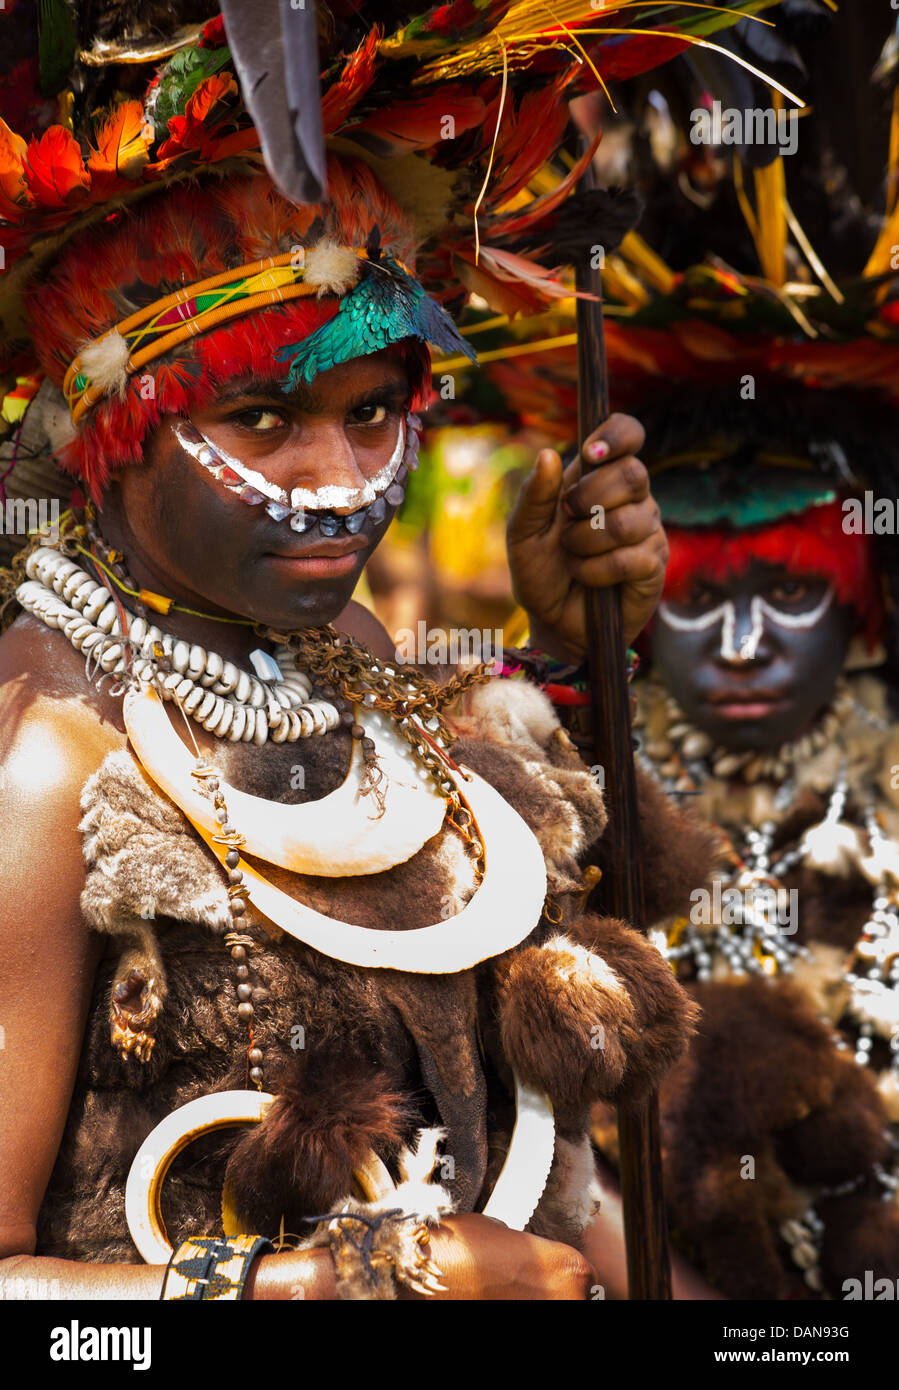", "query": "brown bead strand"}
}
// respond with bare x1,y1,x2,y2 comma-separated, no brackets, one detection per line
192,760,266,1090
